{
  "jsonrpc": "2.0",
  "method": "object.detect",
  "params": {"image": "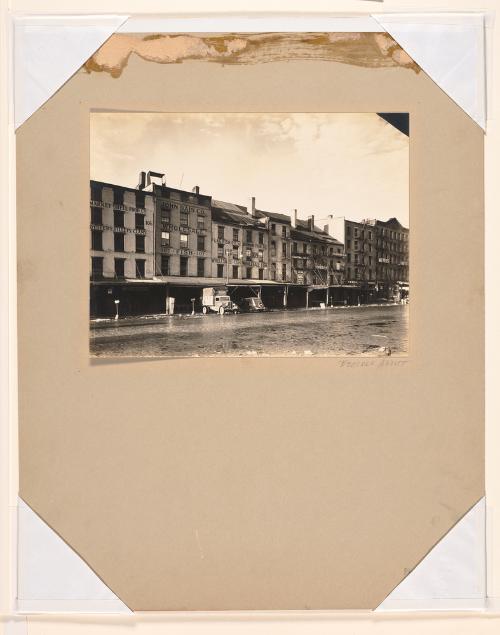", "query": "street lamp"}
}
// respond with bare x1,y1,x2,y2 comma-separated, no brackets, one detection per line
114,299,120,320
191,298,196,315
